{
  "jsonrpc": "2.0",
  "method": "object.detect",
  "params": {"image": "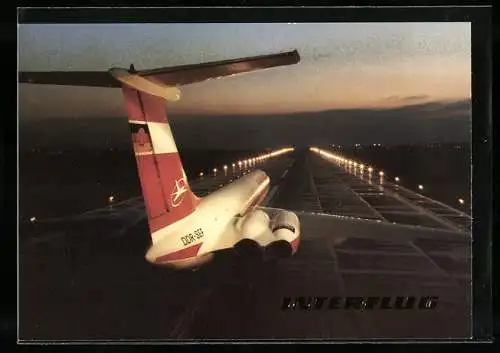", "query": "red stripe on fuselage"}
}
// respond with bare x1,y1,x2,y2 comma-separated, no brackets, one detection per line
290,237,300,254
156,242,203,262
242,183,269,216
252,184,269,208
